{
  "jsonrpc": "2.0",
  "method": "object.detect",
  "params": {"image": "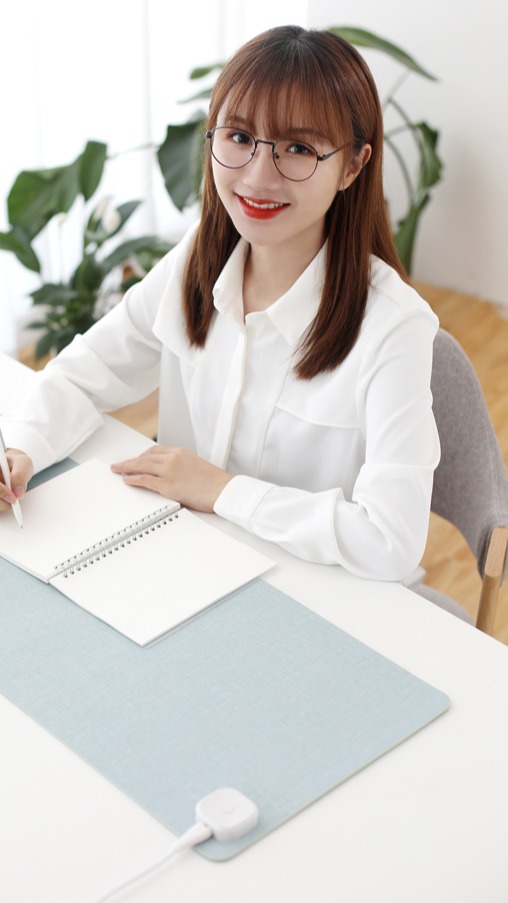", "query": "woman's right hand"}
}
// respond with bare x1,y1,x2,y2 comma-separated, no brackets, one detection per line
0,449,33,513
